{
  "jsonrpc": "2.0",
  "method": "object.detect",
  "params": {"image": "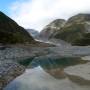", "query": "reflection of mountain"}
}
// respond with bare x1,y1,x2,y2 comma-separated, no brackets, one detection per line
4,66,69,90
29,56,88,79
67,74,90,86
30,56,88,69
4,55,90,90
4,64,90,90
